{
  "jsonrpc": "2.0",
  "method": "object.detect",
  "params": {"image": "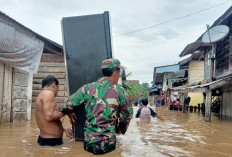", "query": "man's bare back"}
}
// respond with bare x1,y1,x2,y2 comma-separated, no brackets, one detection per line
35,90,64,138
36,75,72,146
